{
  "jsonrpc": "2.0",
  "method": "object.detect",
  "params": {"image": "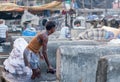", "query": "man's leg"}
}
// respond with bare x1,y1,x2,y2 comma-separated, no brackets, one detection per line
23,48,40,79
30,52,41,79
0,38,6,45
